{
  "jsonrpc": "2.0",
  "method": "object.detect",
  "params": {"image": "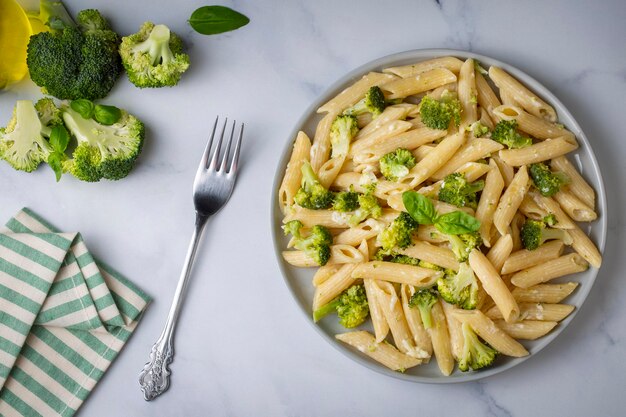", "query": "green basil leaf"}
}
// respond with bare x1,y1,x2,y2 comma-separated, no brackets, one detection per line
70,99,95,119
49,125,70,153
434,211,481,235
402,191,437,225
189,6,250,35
47,152,64,182
94,104,122,125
